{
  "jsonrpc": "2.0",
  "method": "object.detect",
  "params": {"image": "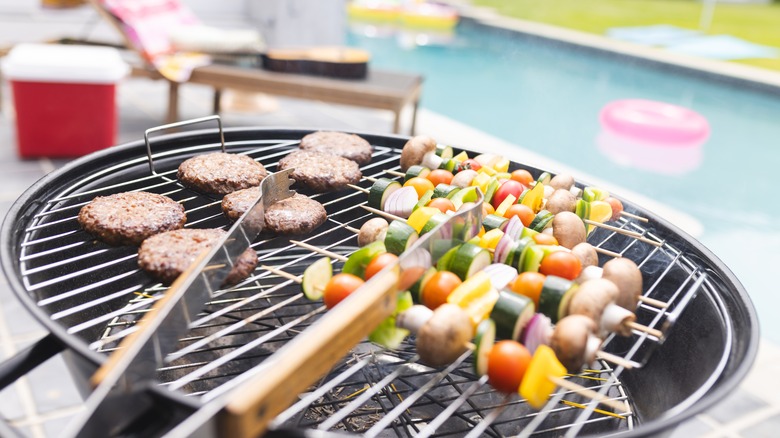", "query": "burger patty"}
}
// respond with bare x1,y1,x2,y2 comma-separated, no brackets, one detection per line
222,189,327,235
138,228,258,286
299,131,373,165
78,191,186,246
177,152,268,195
278,150,362,192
